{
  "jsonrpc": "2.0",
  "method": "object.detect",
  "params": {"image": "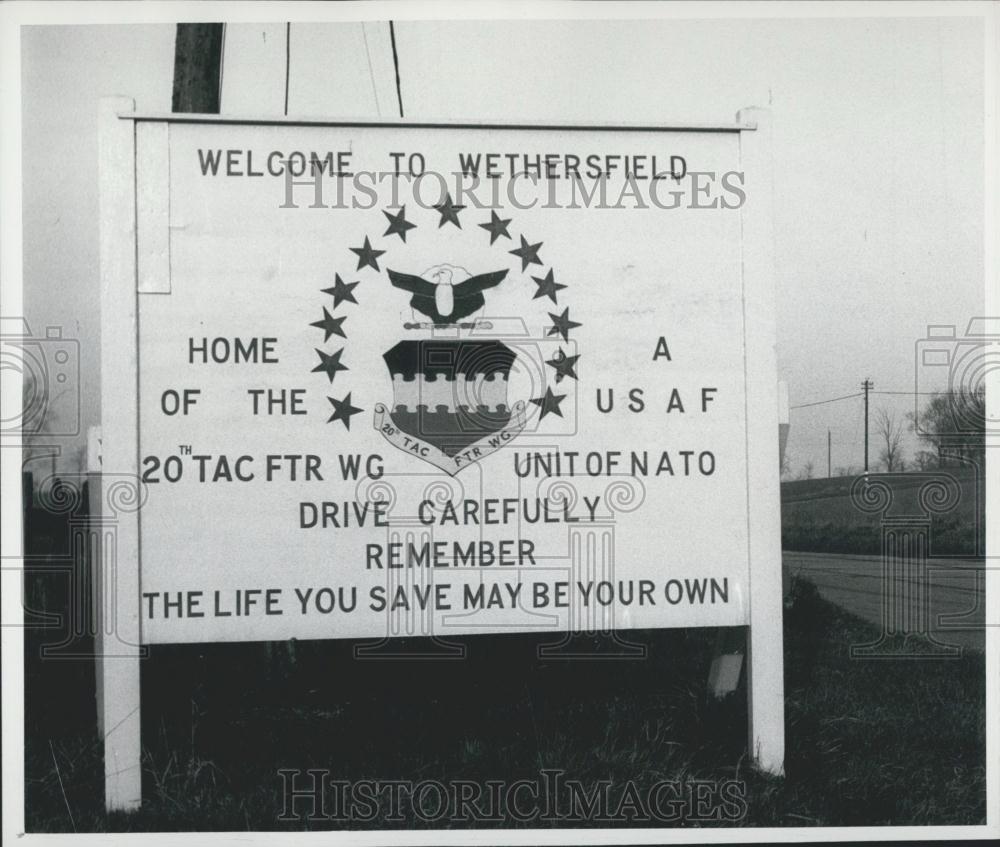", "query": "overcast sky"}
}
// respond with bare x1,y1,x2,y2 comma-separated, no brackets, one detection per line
19,13,986,476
